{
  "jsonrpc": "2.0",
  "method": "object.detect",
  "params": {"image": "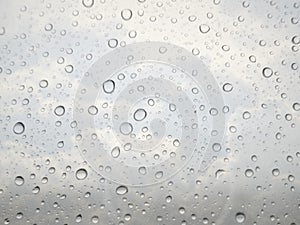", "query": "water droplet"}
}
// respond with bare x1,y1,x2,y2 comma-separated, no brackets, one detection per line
103,79,115,93
199,24,210,33
39,80,48,88
173,139,181,147
88,105,98,115
82,0,94,8
120,122,133,135
75,214,82,223
116,185,128,195
155,171,163,179
292,102,300,111
222,83,233,92
32,186,40,194
13,122,25,134
76,168,88,180
169,103,176,111
272,168,280,177
121,9,133,21
262,67,273,78
54,105,65,116
65,65,74,73
245,169,254,178
179,207,186,214
111,146,120,158
0,27,5,35
242,111,251,119
15,176,24,186
91,216,99,224
138,166,147,175
108,39,118,48
235,212,246,223
133,108,147,121
212,143,221,152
